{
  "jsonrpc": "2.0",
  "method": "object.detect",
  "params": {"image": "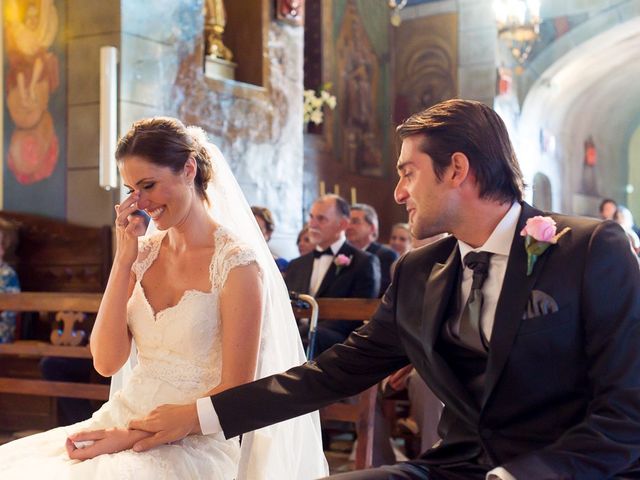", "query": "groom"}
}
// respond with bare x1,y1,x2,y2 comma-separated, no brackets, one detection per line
130,100,640,479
